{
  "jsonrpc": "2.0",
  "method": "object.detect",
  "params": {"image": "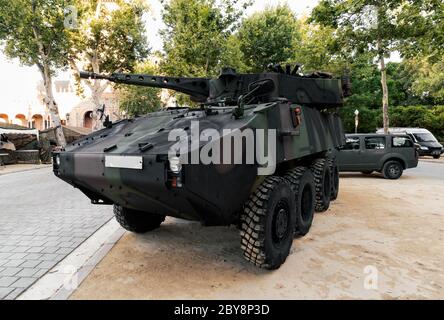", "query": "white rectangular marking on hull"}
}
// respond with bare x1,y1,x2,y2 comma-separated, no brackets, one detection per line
105,156,143,170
